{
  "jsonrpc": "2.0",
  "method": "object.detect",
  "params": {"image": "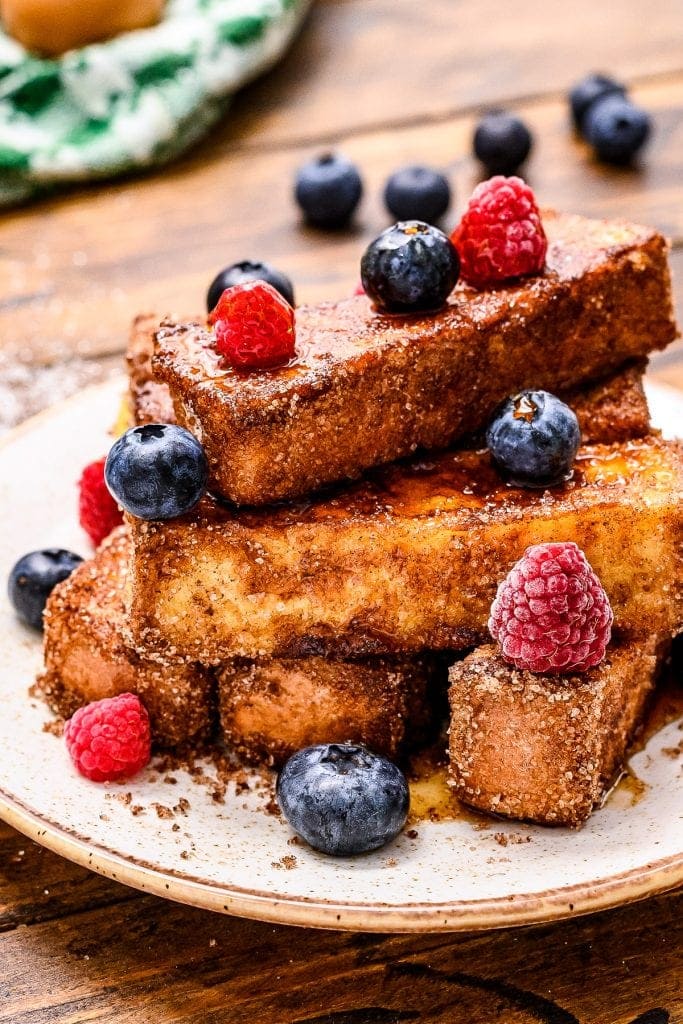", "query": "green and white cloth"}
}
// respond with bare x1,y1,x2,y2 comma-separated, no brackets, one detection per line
0,0,310,206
